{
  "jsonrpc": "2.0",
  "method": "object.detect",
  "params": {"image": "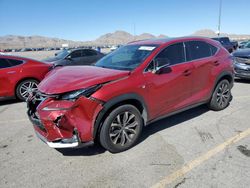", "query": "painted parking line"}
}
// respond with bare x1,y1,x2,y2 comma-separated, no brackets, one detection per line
0,119,29,124
151,128,250,188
